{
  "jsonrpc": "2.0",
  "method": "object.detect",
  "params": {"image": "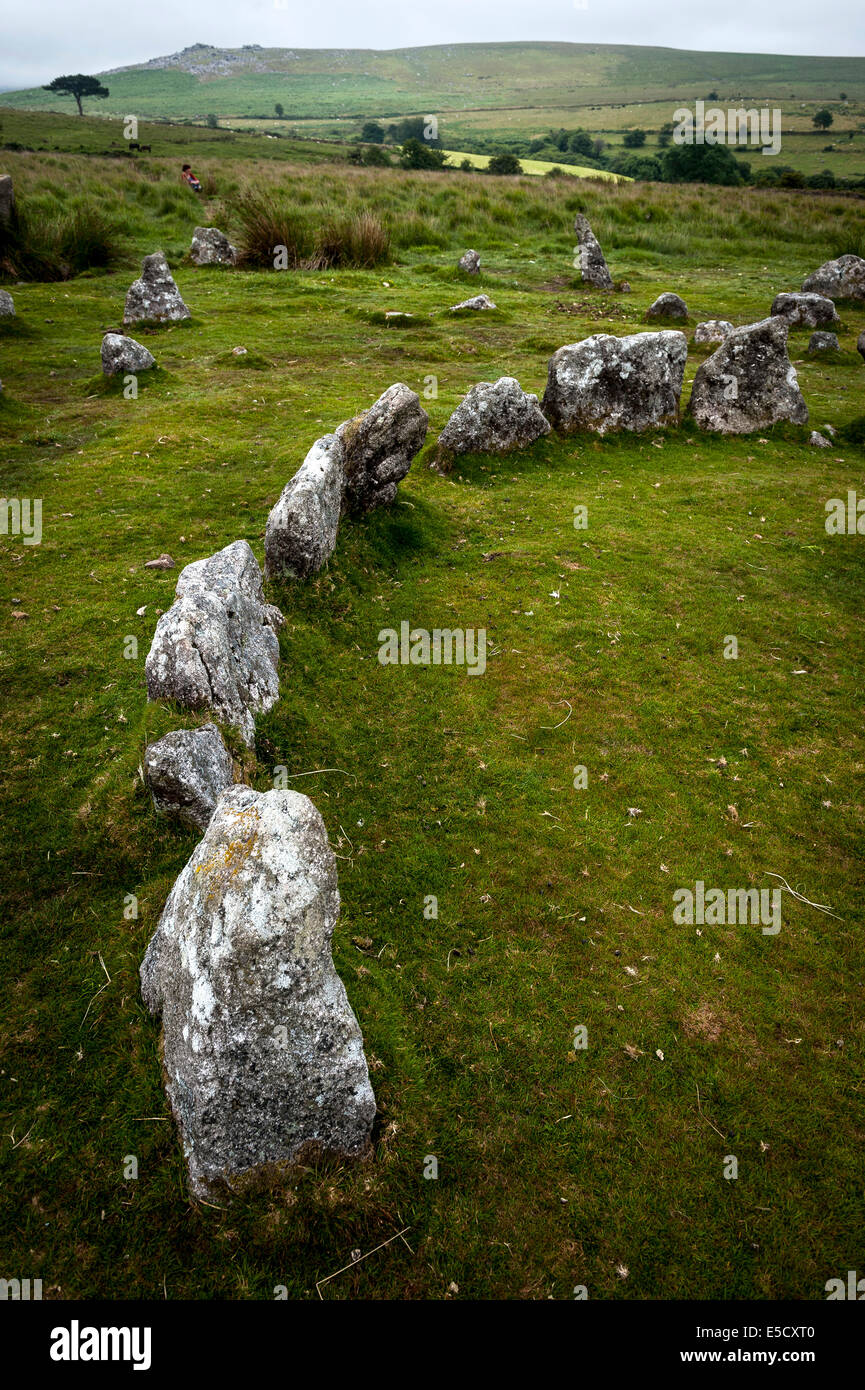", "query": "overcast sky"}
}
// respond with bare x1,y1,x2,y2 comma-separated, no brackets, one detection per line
2,0,863,93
